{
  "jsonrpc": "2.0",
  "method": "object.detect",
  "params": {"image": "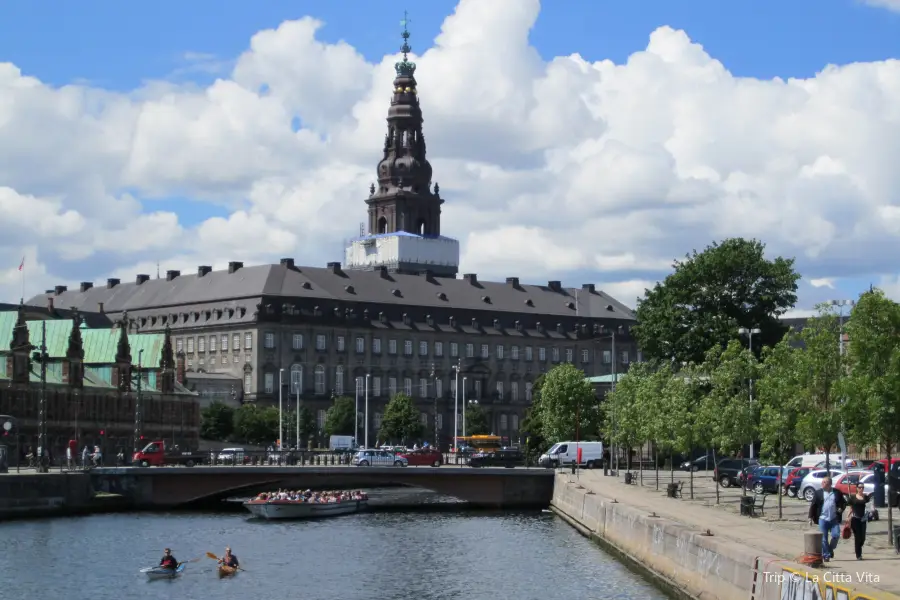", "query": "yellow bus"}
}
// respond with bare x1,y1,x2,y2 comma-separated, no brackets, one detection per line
454,435,503,452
